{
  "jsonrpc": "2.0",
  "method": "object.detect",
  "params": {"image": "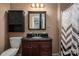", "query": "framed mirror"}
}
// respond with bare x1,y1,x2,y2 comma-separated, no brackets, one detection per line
28,11,46,30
